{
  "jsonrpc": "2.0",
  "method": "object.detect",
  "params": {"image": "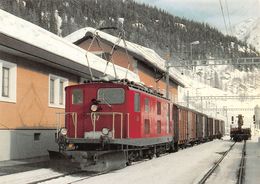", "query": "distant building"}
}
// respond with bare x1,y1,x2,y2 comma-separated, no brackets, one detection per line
65,27,185,101
0,10,139,161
